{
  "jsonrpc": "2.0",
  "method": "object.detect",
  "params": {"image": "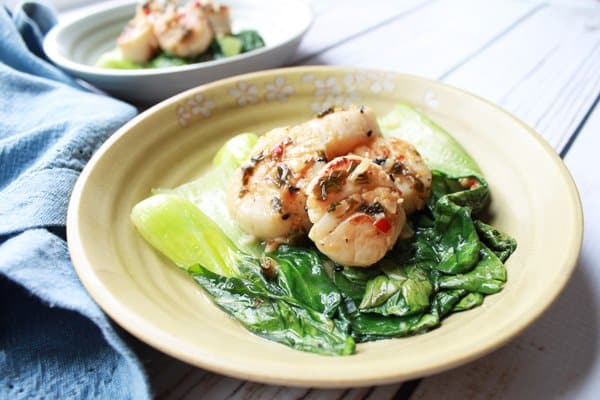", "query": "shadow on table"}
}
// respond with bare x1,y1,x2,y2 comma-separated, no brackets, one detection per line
129,335,402,399
411,252,599,400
